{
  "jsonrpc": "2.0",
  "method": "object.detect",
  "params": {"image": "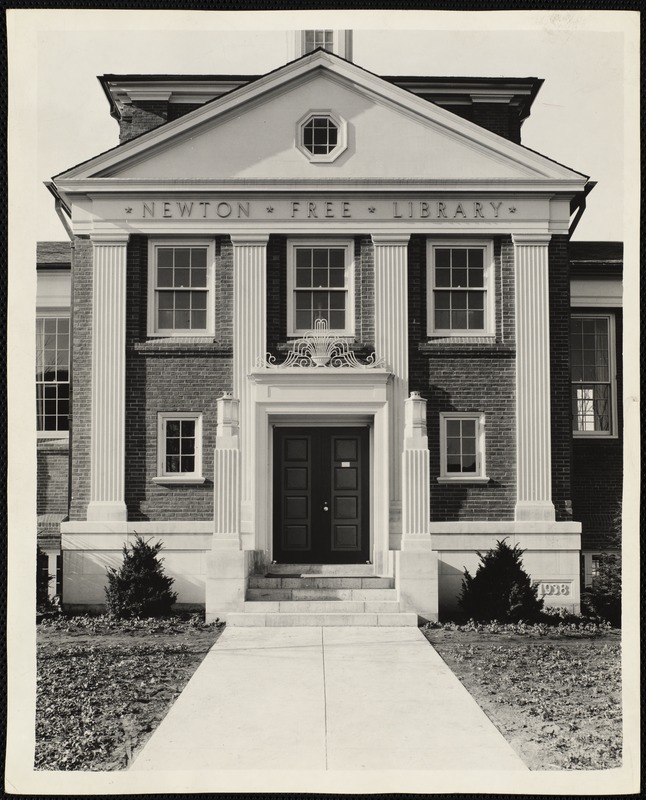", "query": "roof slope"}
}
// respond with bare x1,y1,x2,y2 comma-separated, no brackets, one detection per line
53,50,587,189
